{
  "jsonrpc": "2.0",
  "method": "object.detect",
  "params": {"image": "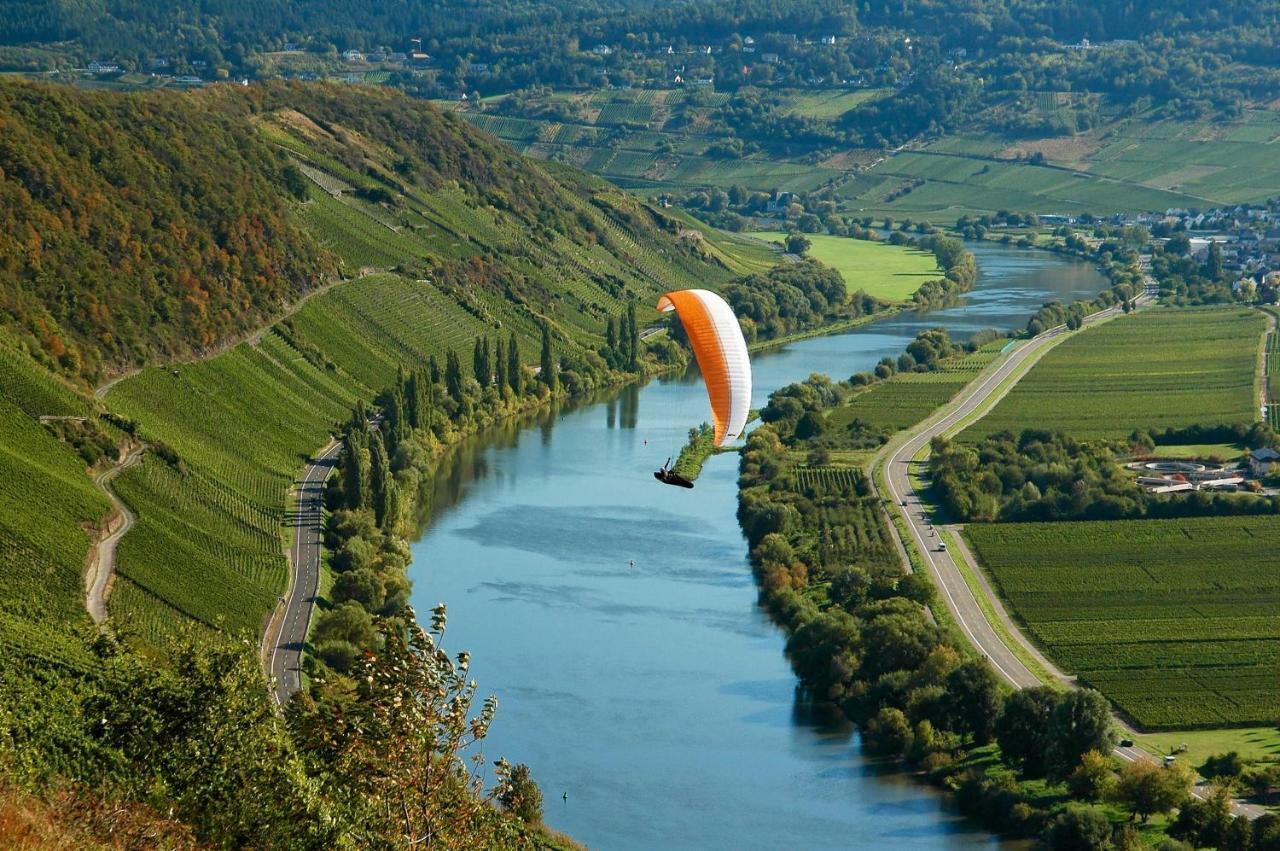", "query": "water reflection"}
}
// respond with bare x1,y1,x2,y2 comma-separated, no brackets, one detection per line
408,243,1105,849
